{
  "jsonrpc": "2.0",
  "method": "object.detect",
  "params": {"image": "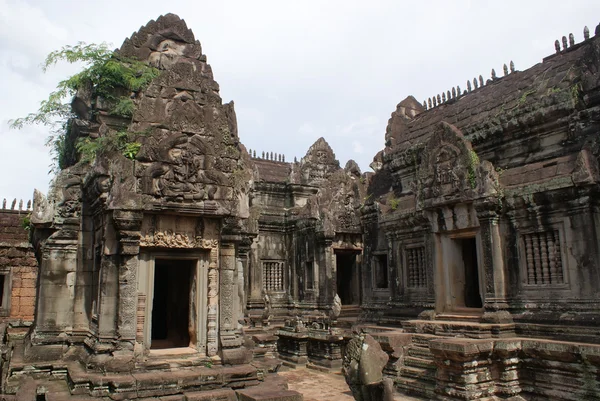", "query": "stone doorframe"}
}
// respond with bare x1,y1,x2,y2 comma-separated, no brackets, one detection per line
137,250,210,354
433,228,485,315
